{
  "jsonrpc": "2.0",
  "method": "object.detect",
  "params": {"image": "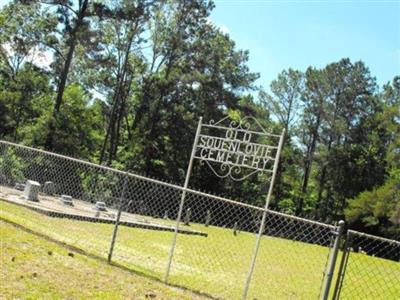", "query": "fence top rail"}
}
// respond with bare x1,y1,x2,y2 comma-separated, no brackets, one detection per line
0,140,335,229
185,187,335,228
266,209,336,229
348,230,400,245
0,139,185,186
